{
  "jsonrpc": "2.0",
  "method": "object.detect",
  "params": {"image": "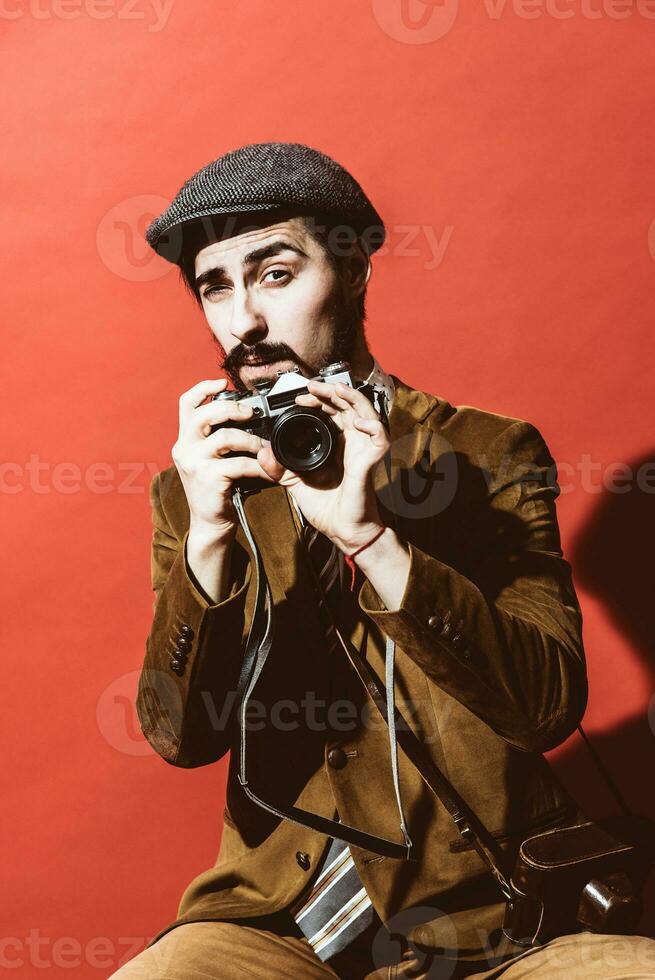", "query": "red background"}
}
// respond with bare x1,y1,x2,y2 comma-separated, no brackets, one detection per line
3,2,655,976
